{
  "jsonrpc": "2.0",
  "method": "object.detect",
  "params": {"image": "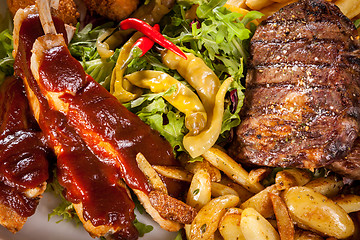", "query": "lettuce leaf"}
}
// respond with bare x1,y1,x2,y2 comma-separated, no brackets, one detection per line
0,29,14,85
355,19,360,29
69,22,117,89
123,0,263,152
46,174,81,225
